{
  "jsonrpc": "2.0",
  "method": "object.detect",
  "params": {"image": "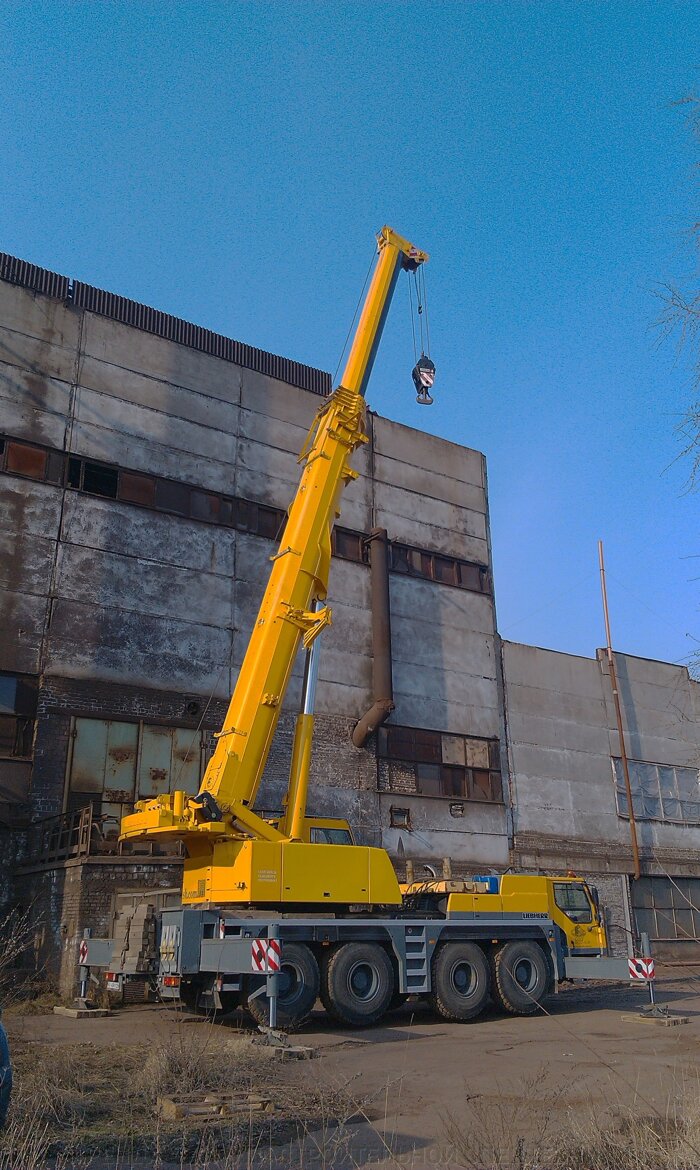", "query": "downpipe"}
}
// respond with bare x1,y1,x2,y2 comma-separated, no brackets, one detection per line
352,528,395,748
